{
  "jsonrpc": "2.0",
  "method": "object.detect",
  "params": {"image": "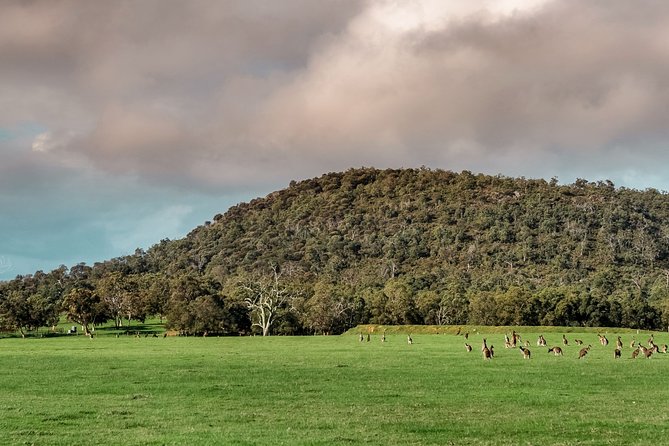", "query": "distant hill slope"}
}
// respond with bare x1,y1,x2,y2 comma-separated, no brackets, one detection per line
148,167,669,287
